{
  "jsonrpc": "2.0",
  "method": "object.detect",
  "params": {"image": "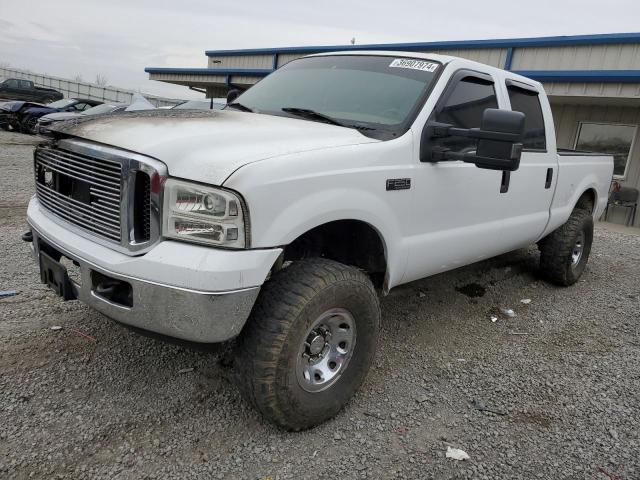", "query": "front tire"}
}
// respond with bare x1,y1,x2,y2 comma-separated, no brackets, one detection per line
234,258,380,430
21,116,38,135
539,208,594,286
